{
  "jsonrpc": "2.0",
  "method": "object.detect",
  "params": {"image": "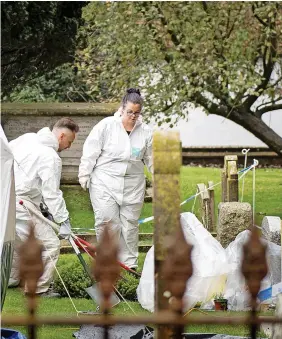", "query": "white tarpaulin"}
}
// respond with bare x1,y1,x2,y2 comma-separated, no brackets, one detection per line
137,212,229,312
1,125,16,309
225,230,281,311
